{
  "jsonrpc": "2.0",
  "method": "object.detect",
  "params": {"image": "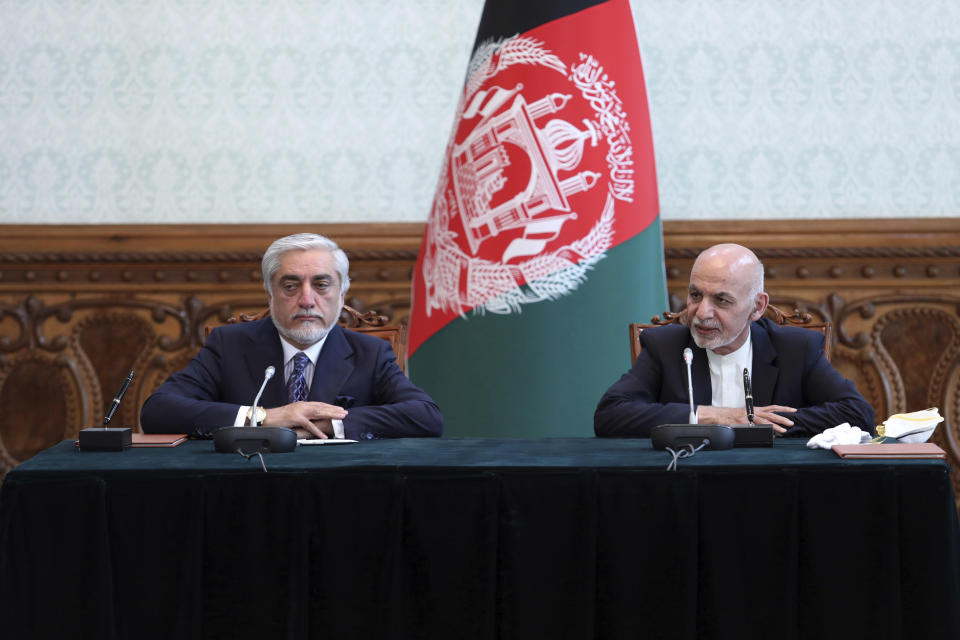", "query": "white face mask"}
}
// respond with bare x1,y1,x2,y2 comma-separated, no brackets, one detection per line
879,408,944,443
